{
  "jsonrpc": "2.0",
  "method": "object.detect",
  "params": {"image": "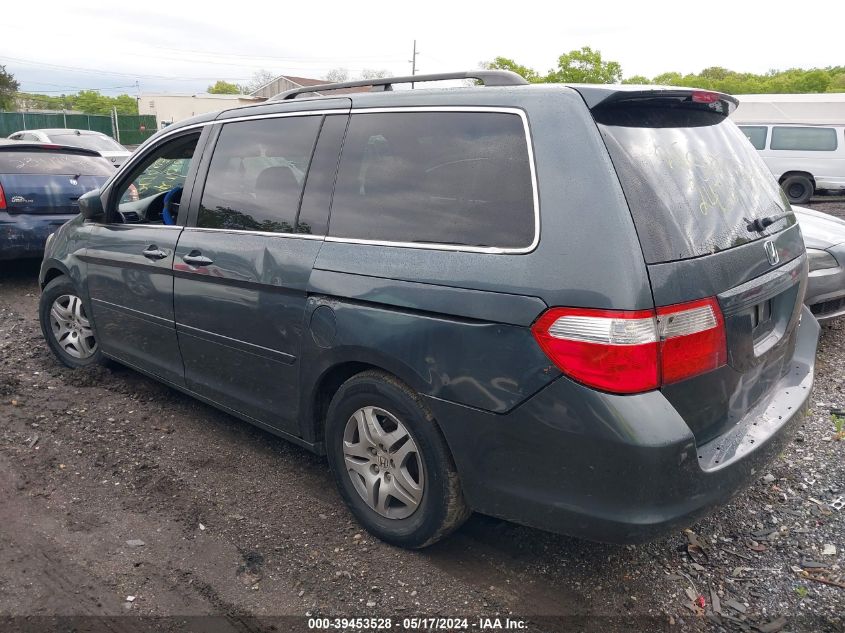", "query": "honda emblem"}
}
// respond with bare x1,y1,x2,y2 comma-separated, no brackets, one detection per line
764,240,779,266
